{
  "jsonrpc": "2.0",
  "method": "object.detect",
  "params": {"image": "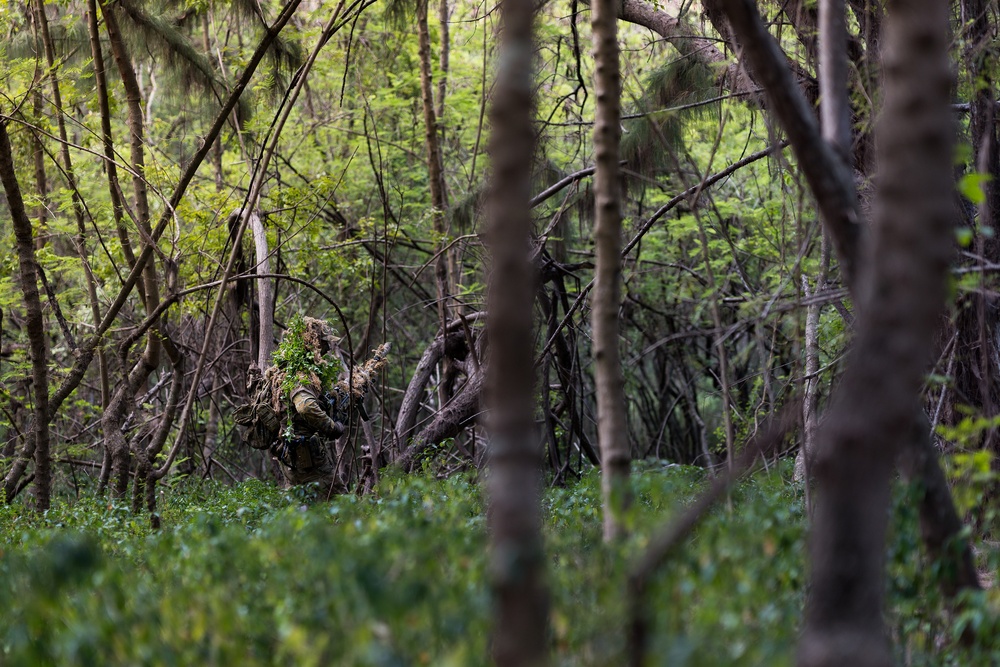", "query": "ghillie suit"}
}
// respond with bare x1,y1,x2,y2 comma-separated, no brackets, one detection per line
325,342,391,423
234,315,390,493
